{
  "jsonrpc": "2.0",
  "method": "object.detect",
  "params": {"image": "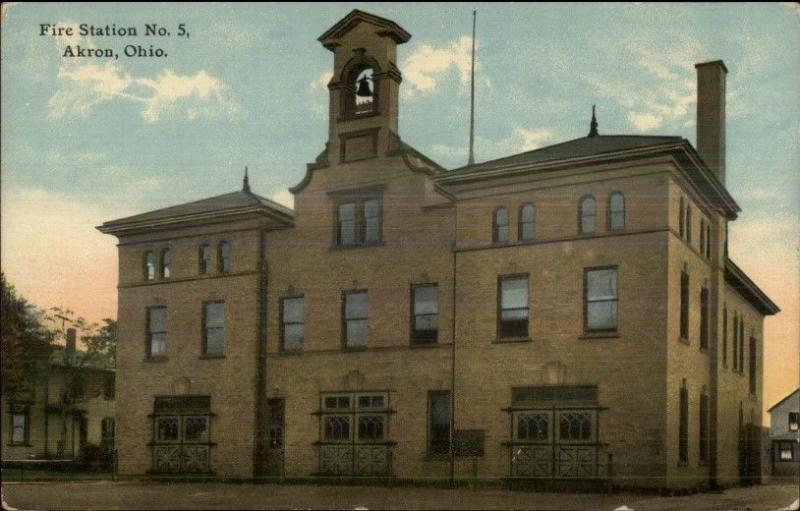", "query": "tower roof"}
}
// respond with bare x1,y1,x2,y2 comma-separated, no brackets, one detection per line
318,9,411,50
